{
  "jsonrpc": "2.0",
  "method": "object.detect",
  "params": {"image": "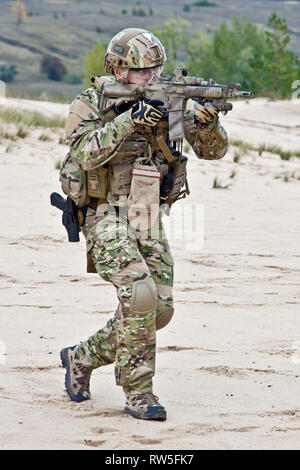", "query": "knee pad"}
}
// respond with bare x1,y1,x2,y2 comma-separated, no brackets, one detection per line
156,307,174,330
130,279,157,316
